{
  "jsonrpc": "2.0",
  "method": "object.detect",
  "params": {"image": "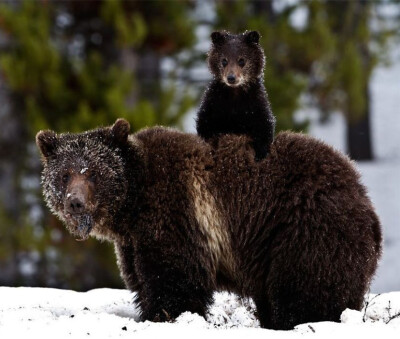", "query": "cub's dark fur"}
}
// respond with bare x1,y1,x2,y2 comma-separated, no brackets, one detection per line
36,119,382,330
196,30,275,160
